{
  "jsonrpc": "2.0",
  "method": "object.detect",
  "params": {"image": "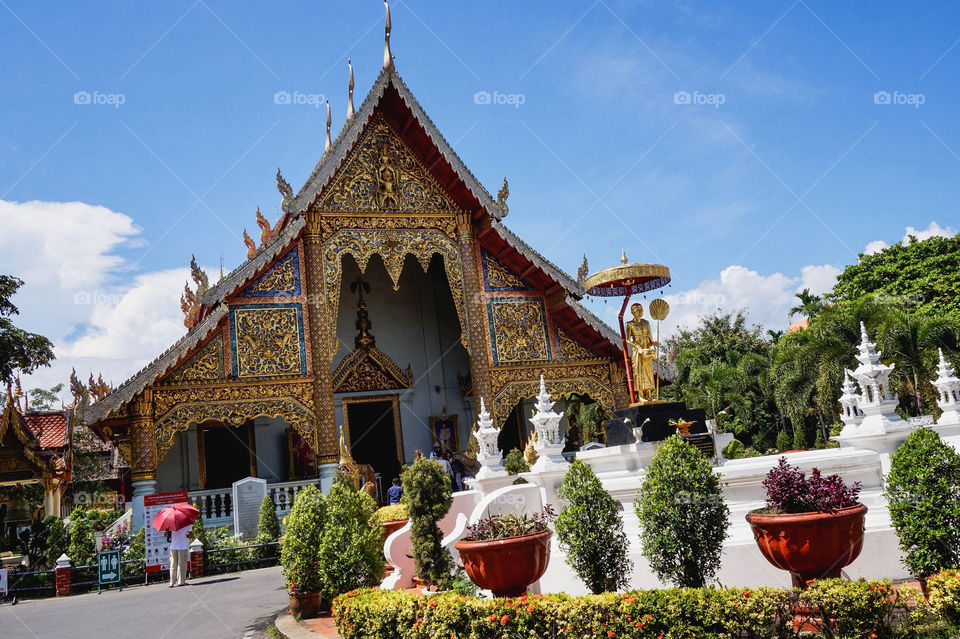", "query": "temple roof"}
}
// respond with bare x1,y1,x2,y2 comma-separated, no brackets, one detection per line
0,398,72,474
